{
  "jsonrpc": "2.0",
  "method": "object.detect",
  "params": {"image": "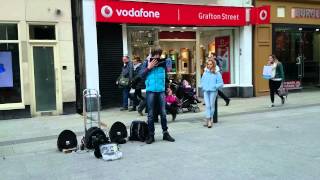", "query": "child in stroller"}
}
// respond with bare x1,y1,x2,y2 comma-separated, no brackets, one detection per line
170,79,201,113
165,87,180,121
